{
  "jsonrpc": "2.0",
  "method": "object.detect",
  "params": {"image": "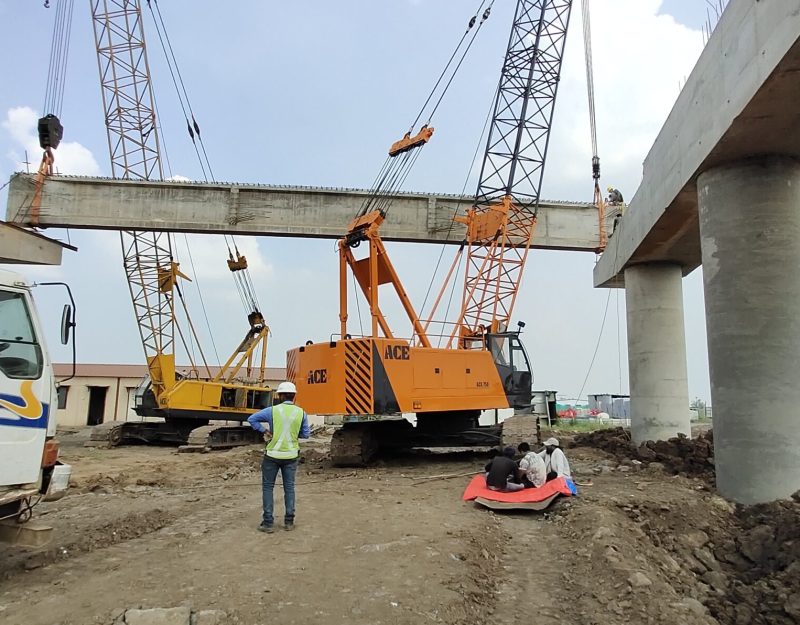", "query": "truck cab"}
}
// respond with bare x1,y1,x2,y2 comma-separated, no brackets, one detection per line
0,268,72,545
